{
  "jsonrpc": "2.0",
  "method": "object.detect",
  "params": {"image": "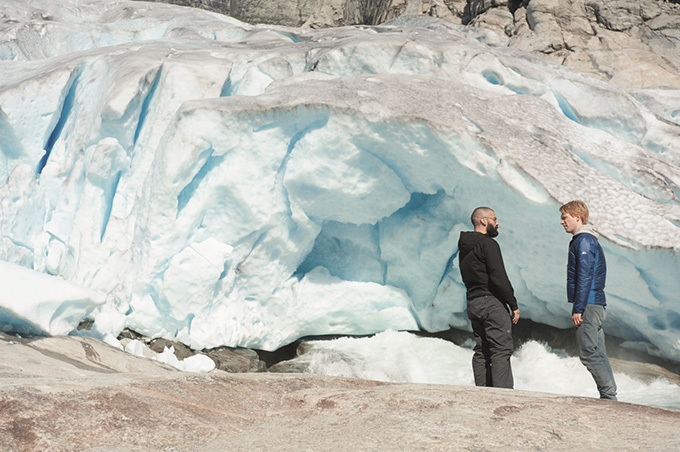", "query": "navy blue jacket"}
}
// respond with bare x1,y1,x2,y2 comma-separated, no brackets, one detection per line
567,226,607,314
